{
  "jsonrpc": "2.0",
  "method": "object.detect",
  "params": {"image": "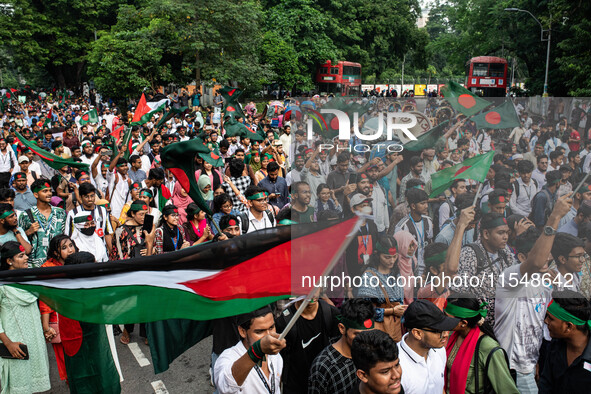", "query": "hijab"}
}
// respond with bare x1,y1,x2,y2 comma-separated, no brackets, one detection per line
393,230,418,304
198,174,213,201
171,182,192,226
